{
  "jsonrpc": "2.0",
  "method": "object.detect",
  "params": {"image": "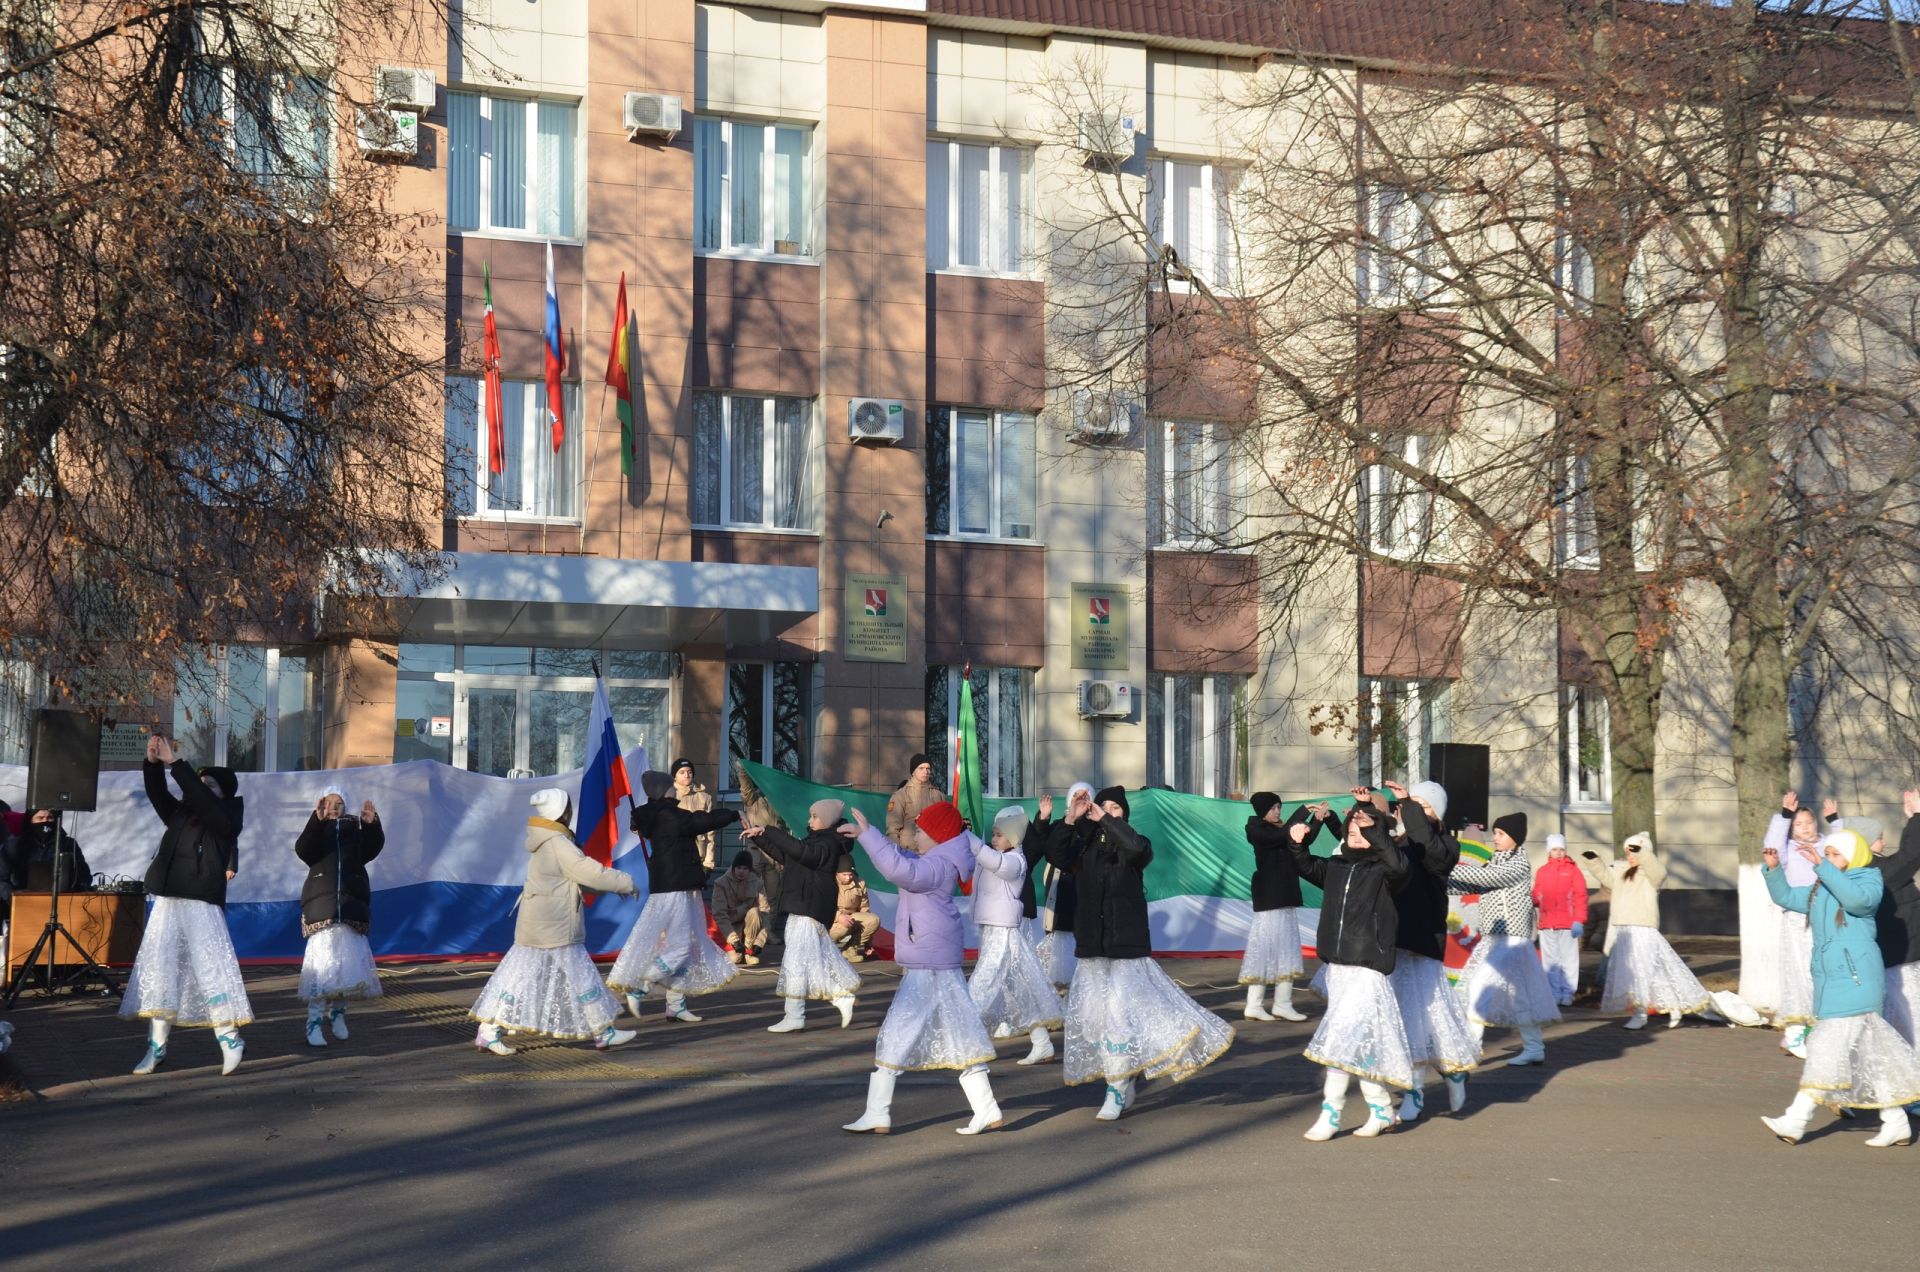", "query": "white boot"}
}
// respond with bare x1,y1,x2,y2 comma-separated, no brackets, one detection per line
1667,1008,1684,1030
132,1019,171,1075
1305,1070,1349,1141
305,1005,328,1048
625,993,645,1020
1508,1025,1546,1066
768,998,807,1033
328,1004,349,1041
665,993,701,1023
956,1066,1003,1135
1354,1081,1397,1138
992,1022,1014,1039
595,1024,638,1050
216,1029,245,1076
1785,1024,1810,1059
1243,984,1275,1021
1271,981,1308,1022
843,1068,895,1134
833,995,856,1029
1624,1010,1648,1030
1763,1091,1819,1144
1017,1026,1055,1066
1445,1071,1469,1113
1867,1106,1913,1148
1399,1066,1429,1123
1096,1076,1136,1121
475,1023,515,1056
